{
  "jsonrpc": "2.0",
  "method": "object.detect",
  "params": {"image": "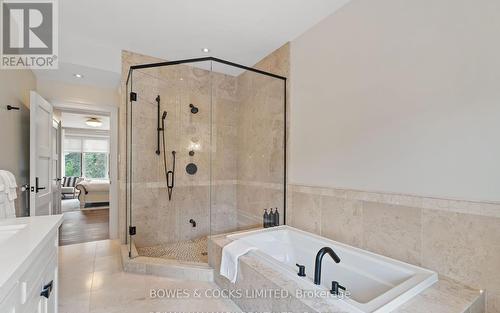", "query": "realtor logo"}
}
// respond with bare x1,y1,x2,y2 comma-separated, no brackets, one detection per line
1,0,58,69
